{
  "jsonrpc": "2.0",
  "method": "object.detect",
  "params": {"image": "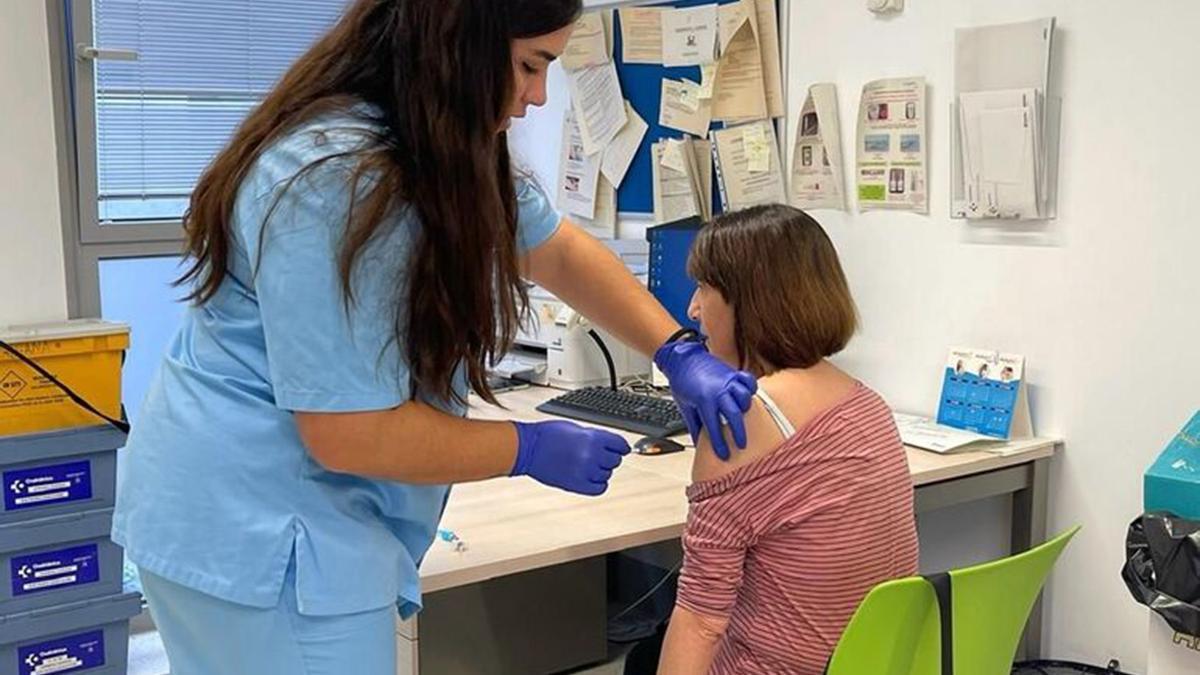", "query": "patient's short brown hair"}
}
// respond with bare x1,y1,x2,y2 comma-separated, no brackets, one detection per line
687,204,858,373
